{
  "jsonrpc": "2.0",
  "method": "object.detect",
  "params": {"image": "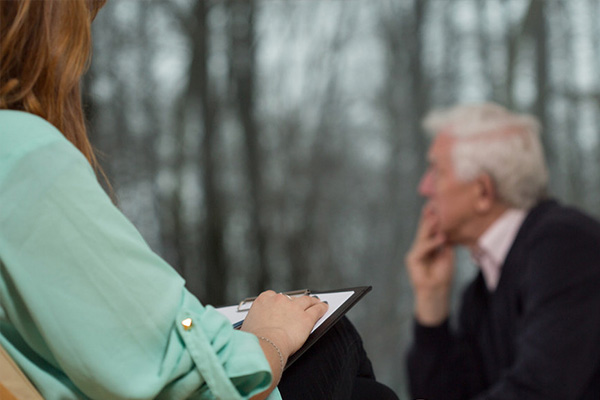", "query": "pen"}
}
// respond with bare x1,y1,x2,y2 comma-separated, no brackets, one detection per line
233,320,244,330
238,289,311,311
